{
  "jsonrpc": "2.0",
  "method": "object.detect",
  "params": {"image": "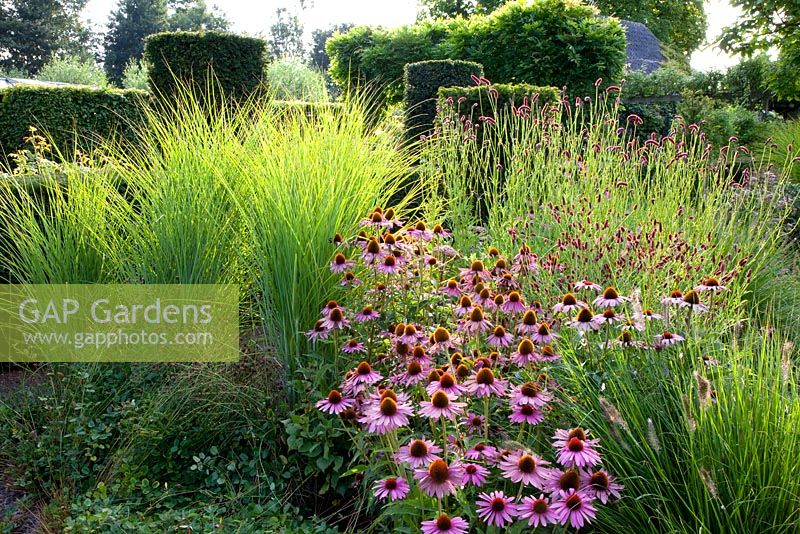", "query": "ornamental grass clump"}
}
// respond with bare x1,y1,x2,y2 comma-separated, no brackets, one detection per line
310,207,739,531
